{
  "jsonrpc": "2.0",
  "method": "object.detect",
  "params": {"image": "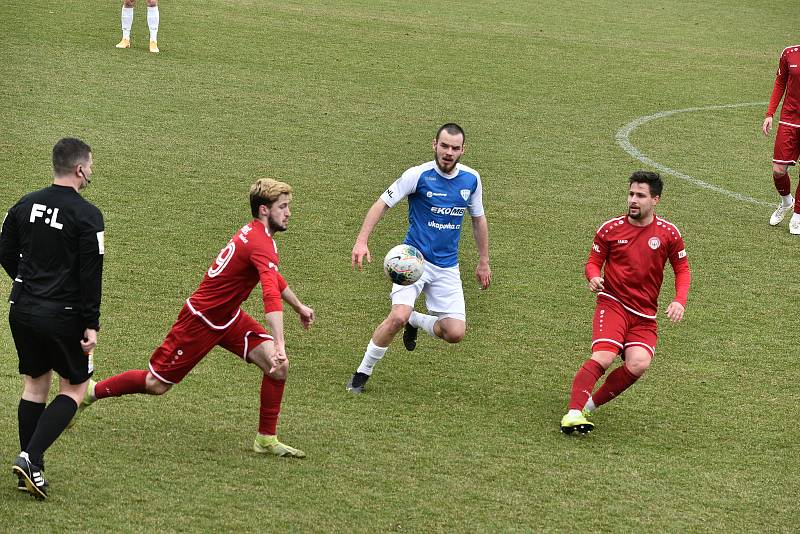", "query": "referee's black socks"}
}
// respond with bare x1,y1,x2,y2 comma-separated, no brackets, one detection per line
25,395,78,467
18,399,46,452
